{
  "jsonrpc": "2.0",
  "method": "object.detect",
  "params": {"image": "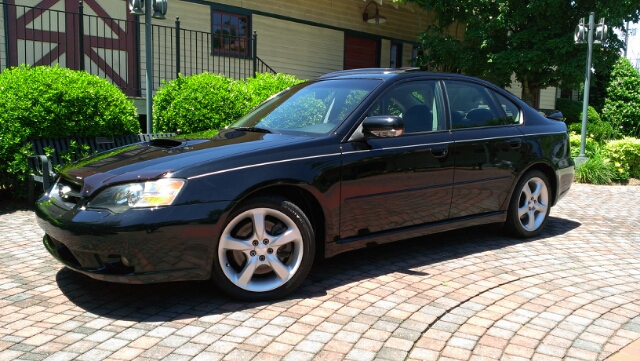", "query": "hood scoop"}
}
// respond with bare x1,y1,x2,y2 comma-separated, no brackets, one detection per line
149,138,184,148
